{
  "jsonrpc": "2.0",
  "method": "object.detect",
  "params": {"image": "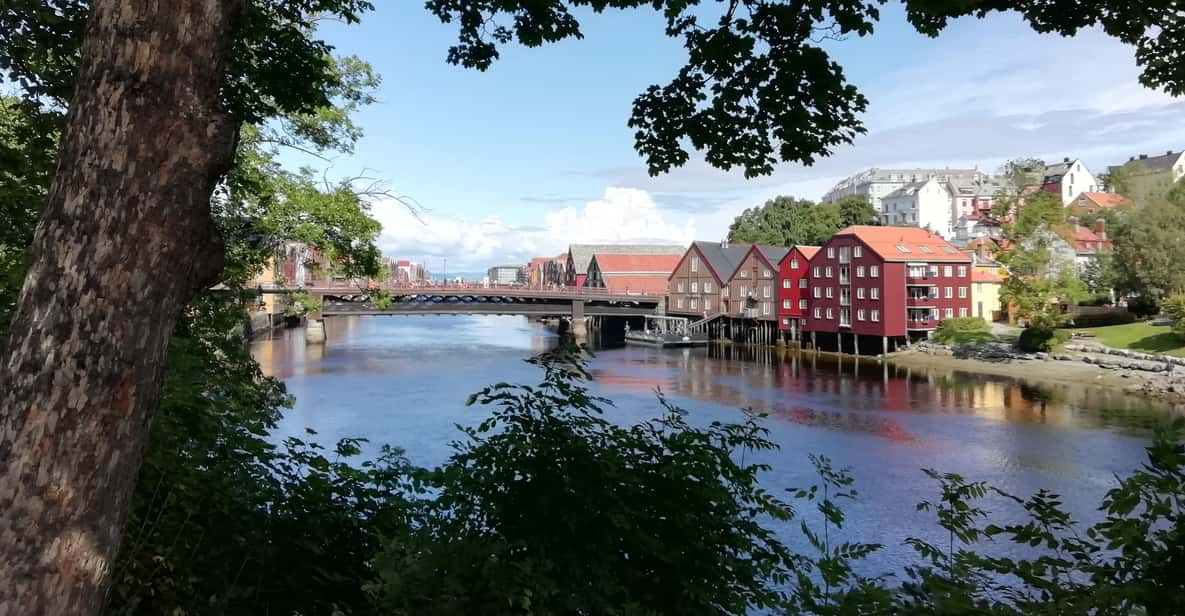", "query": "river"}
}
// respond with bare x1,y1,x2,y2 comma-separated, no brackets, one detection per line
252,314,1172,575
